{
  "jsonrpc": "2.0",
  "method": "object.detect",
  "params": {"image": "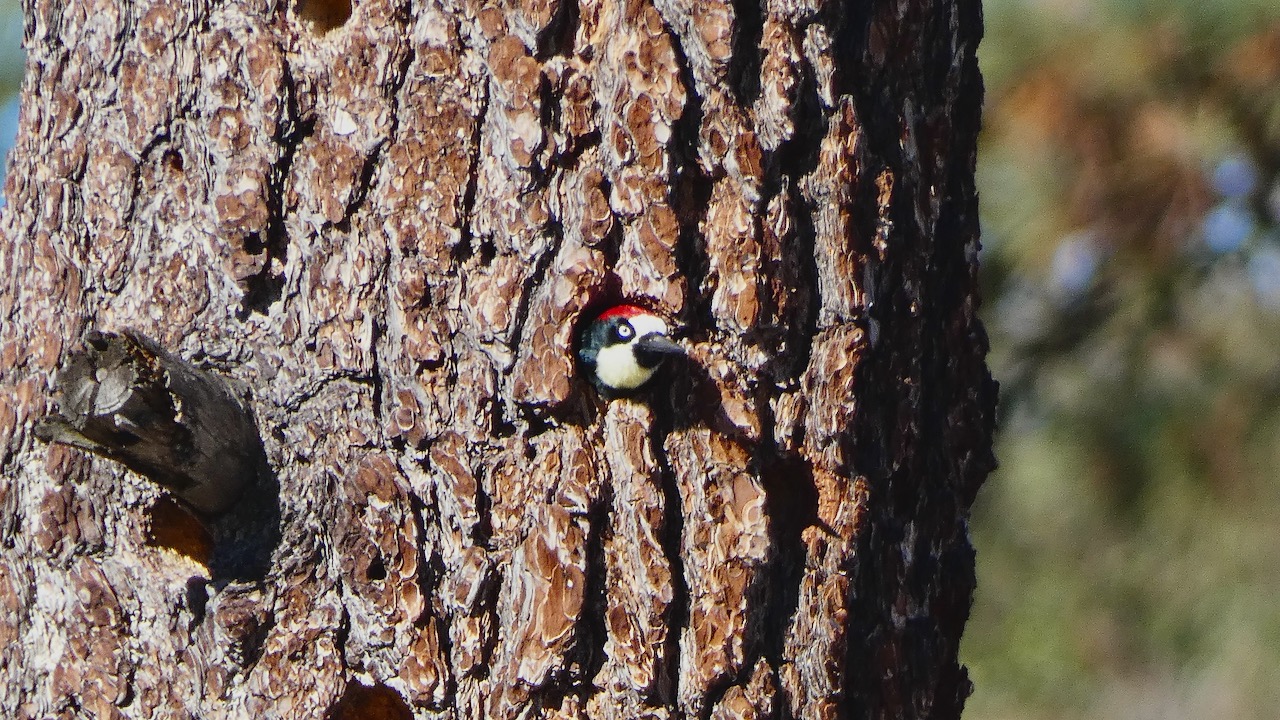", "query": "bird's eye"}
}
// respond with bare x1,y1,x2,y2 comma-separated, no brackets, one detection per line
615,321,634,341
